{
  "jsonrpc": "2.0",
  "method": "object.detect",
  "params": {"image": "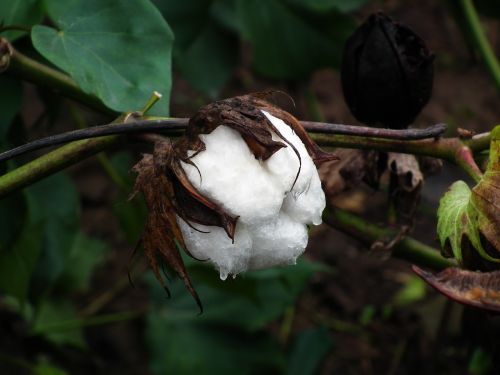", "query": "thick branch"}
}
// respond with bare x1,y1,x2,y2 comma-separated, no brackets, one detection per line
324,207,454,271
0,136,120,198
